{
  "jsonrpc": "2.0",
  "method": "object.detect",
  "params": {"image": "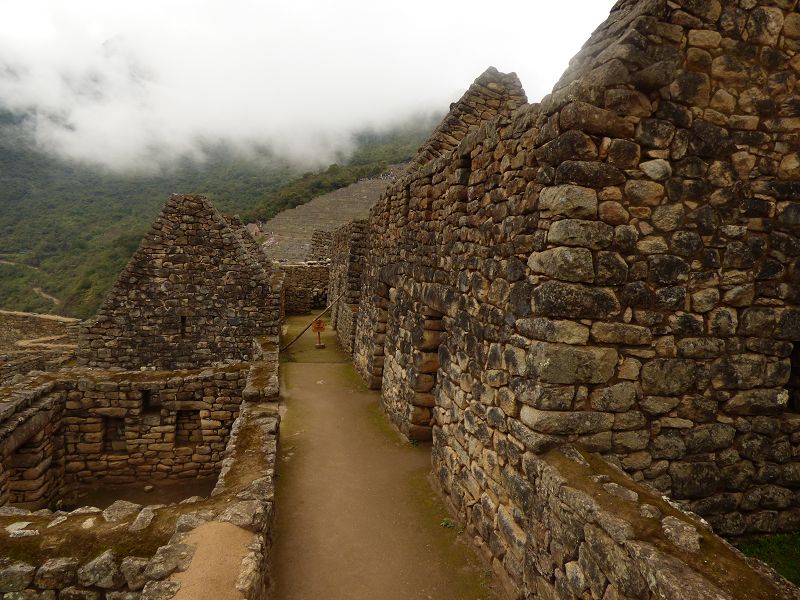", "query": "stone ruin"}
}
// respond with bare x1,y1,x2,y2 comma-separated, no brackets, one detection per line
327,1,800,598
329,219,368,355
307,229,333,261
5,0,800,598
79,195,280,371
0,194,281,598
